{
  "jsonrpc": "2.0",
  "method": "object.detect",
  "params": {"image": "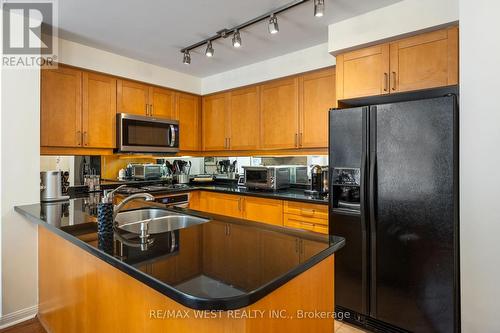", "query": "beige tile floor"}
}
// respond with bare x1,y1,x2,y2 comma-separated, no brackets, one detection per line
335,320,368,333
